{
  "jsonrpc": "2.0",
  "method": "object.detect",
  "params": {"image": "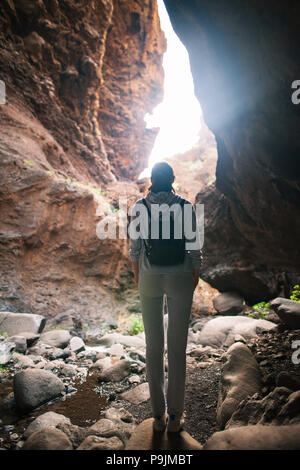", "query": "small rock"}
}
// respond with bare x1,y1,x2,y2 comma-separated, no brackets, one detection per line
270,298,300,329
39,330,71,348
70,336,85,353
104,407,134,424
87,419,123,440
56,422,88,448
23,412,71,439
120,382,150,404
12,354,35,369
0,341,15,365
109,343,124,357
196,362,211,369
276,371,300,391
59,364,77,377
97,360,132,382
52,347,71,360
213,292,245,315
97,333,145,349
77,435,123,450
128,375,141,384
8,336,27,353
22,427,73,450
